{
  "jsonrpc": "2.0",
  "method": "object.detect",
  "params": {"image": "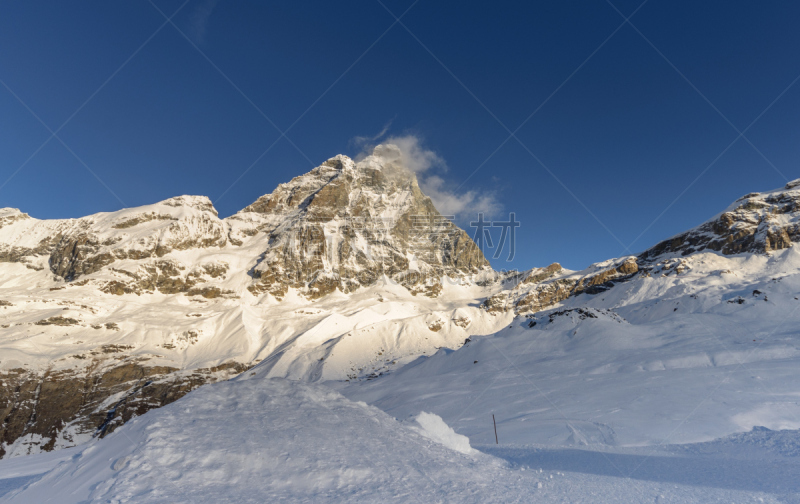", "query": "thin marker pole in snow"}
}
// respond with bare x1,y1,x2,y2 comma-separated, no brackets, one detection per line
492,414,498,444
